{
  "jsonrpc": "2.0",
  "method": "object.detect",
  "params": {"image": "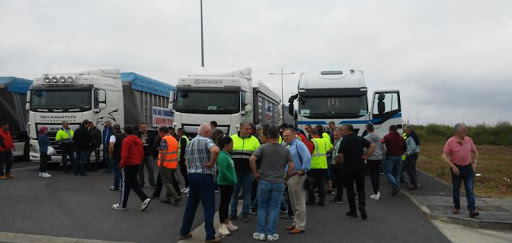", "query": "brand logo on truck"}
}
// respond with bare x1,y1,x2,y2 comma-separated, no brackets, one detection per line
194,79,223,85
40,115,77,120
